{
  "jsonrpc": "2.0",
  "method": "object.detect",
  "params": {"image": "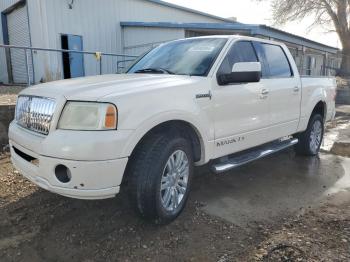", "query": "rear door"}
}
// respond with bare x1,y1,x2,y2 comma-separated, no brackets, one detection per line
255,42,301,140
